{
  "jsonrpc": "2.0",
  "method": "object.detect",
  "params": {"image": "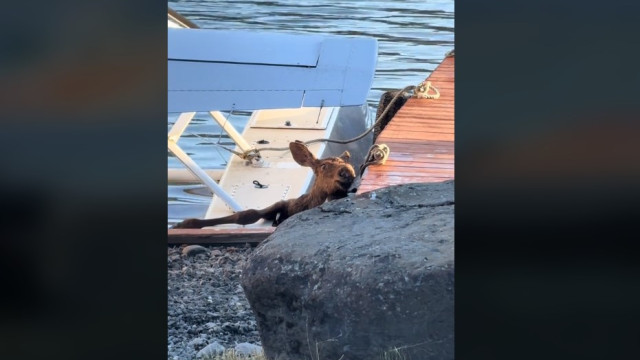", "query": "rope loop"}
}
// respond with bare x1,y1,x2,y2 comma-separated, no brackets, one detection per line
414,81,440,99
359,144,390,177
